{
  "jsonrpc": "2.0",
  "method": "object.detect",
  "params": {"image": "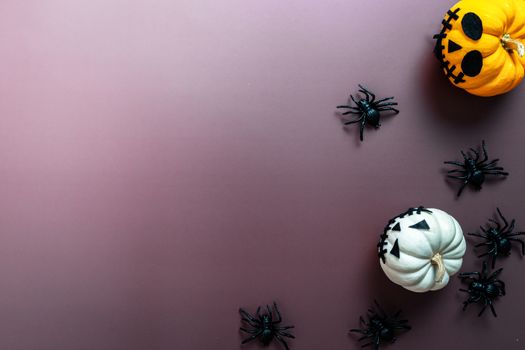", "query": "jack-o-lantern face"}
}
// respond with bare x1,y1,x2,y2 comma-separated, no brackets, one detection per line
434,0,525,97
377,207,466,293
